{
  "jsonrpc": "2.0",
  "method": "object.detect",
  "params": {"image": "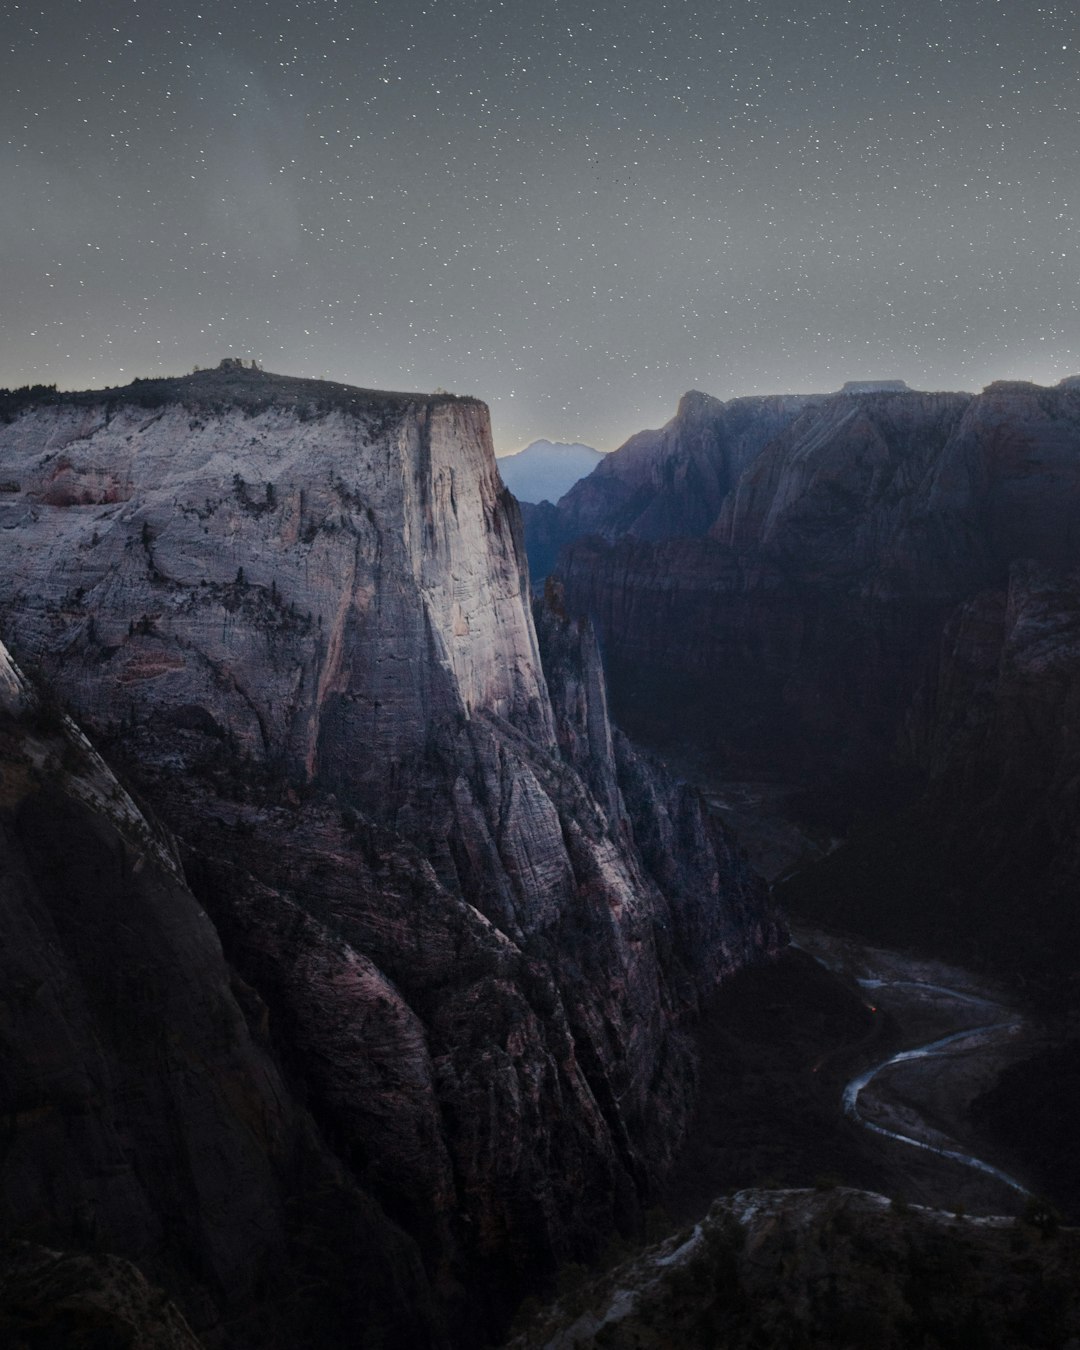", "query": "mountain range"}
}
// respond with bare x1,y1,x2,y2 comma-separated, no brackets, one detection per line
526,376,1080,988
3,361,1080,1345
